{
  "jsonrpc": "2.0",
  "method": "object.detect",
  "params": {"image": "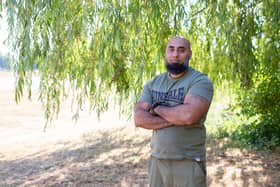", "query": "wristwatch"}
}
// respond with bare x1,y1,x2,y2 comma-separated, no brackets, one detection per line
149,102,167,116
